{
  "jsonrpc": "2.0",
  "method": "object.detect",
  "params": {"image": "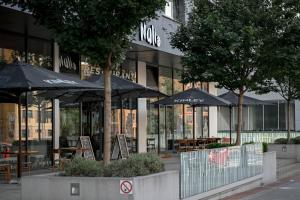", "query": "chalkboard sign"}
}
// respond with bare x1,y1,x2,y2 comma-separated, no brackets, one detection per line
79,136,95,160
111,135,129,160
